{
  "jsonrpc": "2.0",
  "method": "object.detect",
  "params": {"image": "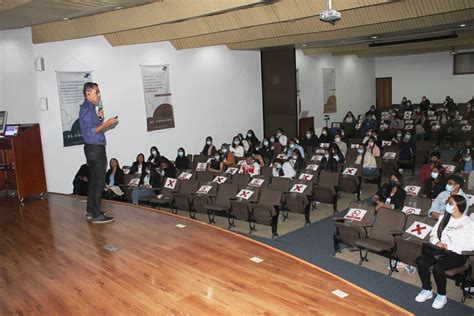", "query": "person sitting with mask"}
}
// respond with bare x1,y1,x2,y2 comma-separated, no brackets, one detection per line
276,128,288,147
366,136,381,157
399,132,415,161
245,130,259,147
415,195,473,310
258,138,274,163
301,129,319,152
147,146,161,167
286,138,305,159
269,134,282,154
355,144,379,177
454,151,474,174
452,140,473,163
238,153,261,177
421,165,446,199
201,136,217,156
428,175,469,219
271,158,296,178
220,143,235,167
289,149,305,173
318,148,338,173
333,133,347,156
207,152,224,173
319,127,333,144
391,130,403,146
389,114,405,130
131,162,160,205
372,172,406,211
420,152,442,183
174,147,190,170
230,136,244,158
